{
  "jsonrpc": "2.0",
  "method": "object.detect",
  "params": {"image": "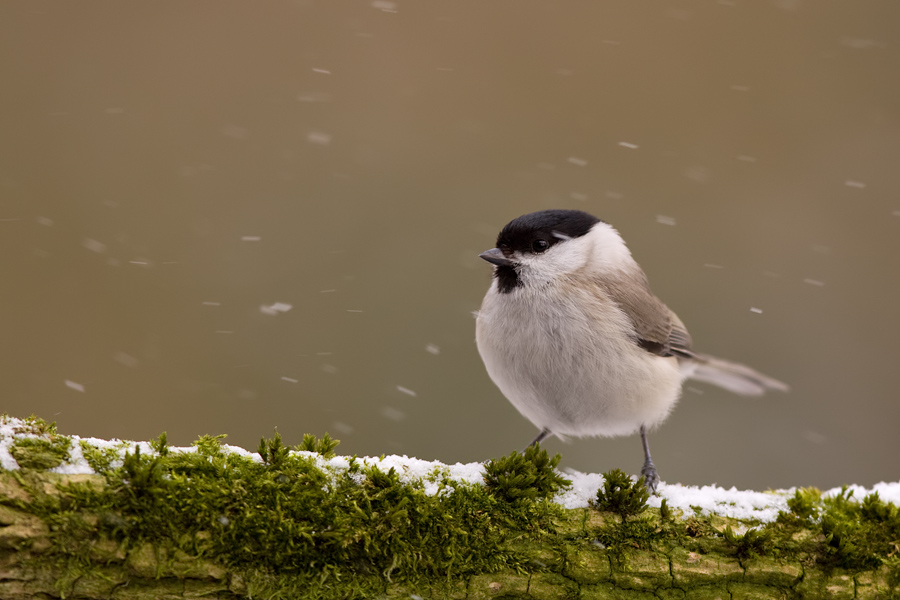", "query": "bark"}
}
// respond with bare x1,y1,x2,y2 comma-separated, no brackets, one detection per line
0,471,894,600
